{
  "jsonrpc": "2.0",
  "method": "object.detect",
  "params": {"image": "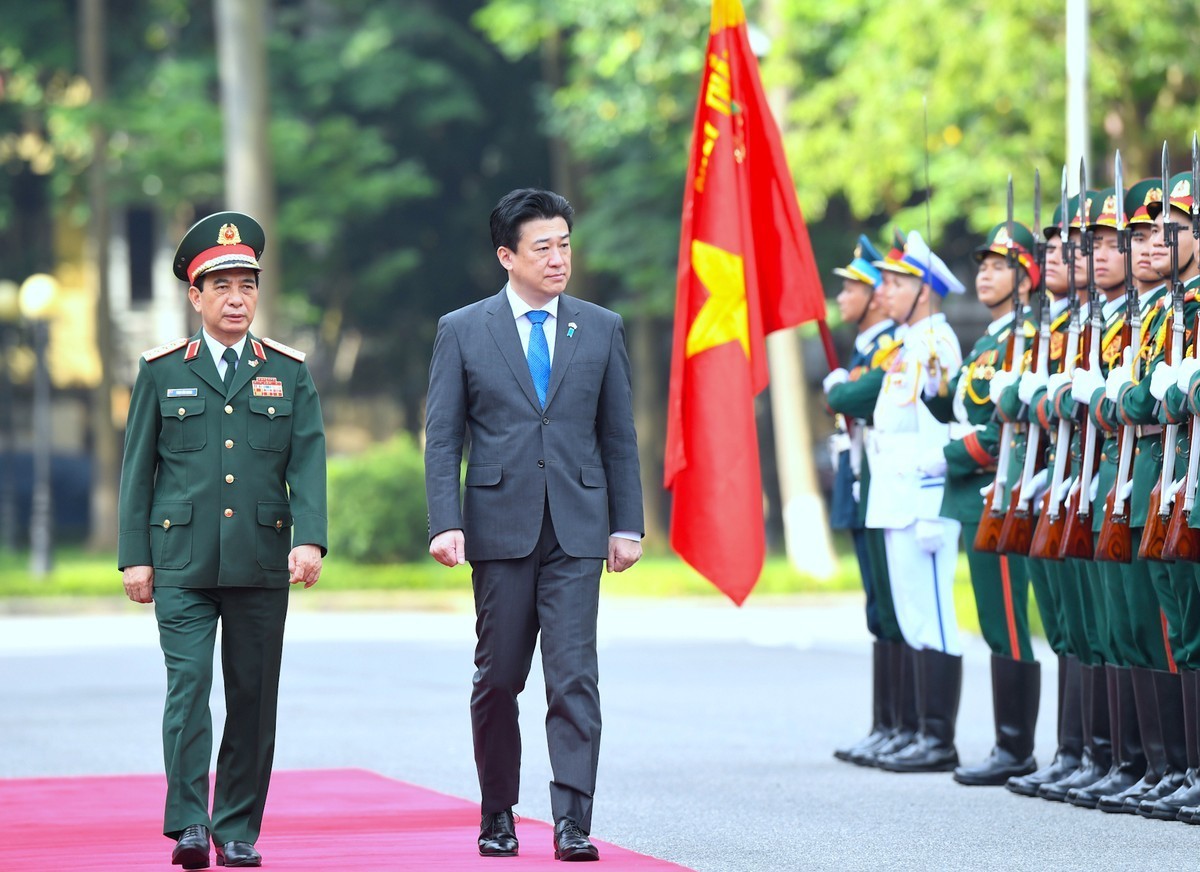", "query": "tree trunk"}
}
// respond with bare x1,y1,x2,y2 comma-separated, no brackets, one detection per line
81,0,119,553
215,0,278,334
